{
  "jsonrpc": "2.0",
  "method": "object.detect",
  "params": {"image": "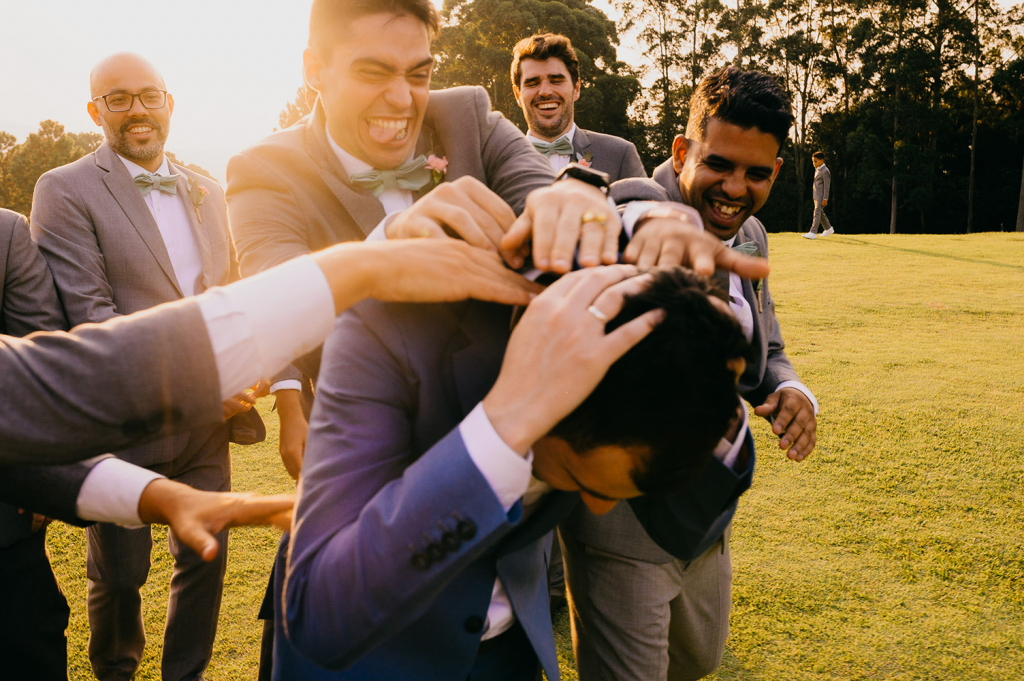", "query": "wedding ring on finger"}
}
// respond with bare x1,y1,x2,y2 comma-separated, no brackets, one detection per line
587,305,609,323
580,210,608,226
